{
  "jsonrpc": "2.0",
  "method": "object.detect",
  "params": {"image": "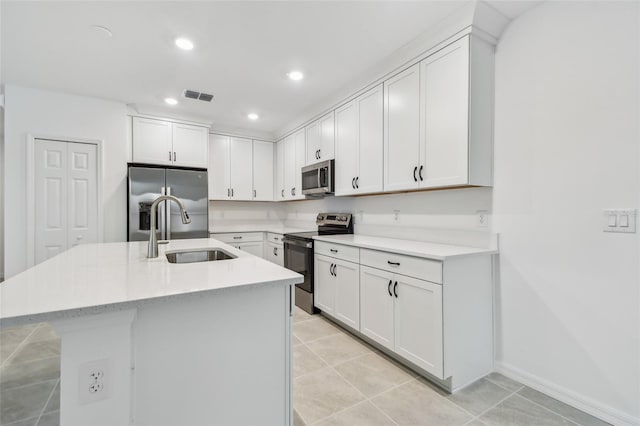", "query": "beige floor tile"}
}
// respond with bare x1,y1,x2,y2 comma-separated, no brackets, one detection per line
0,380,57,424
293,307,315,324
517,387,610,426
293,335,303,346
7,340,60,366
334,352,414,397
480,394,574,426
294,409,307,426
372,379,472,426
484,372,523,393
0,356,60,390
294,367,365,424
293,318,341,343
306,333,372,366
25,324,59,344
37,410,60,426
293,345,327,378
315,401,396,426
447,378,512,416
